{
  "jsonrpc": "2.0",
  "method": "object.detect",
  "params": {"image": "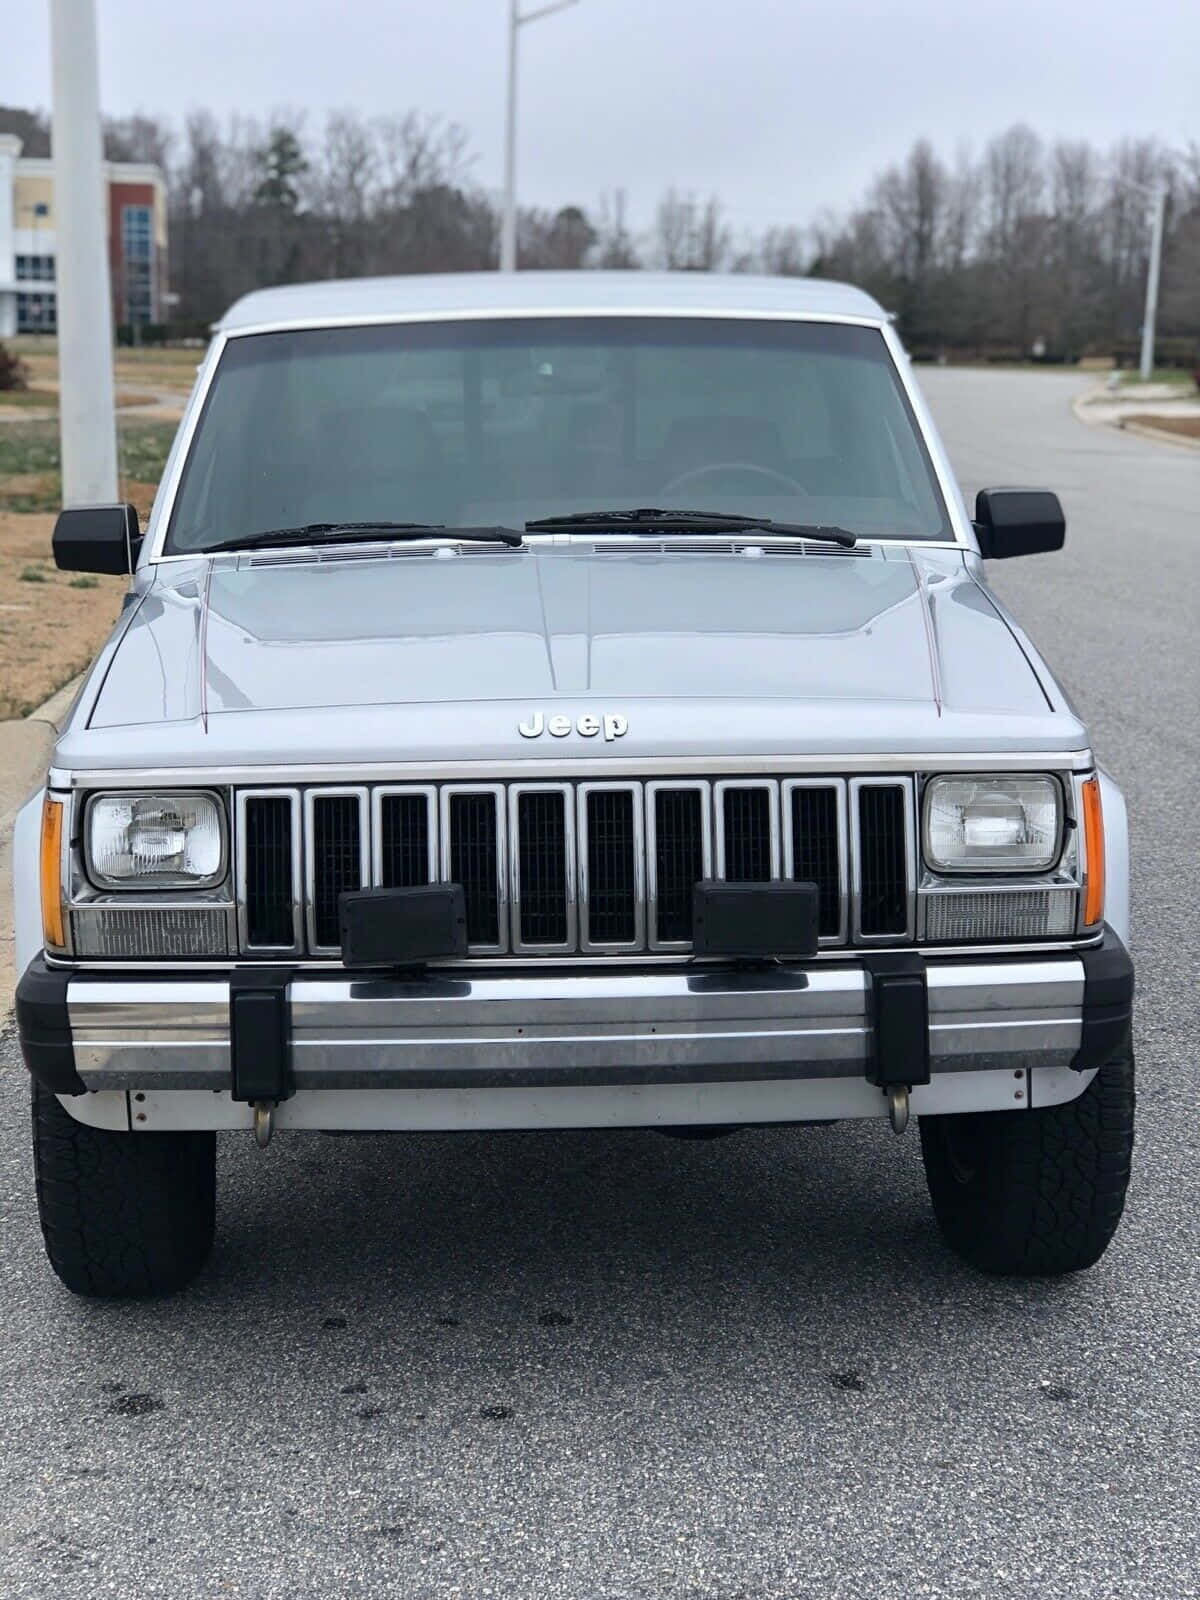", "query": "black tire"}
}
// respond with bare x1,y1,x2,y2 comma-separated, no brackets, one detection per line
31,1082,216,1297
919,1036,1135,1276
